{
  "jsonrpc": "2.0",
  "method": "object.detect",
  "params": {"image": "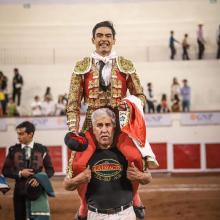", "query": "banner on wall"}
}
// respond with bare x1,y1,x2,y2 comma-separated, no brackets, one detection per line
0,119,7,131
180,112,220,126
15,115,86,130
16,117,68,130
145,114,172,127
